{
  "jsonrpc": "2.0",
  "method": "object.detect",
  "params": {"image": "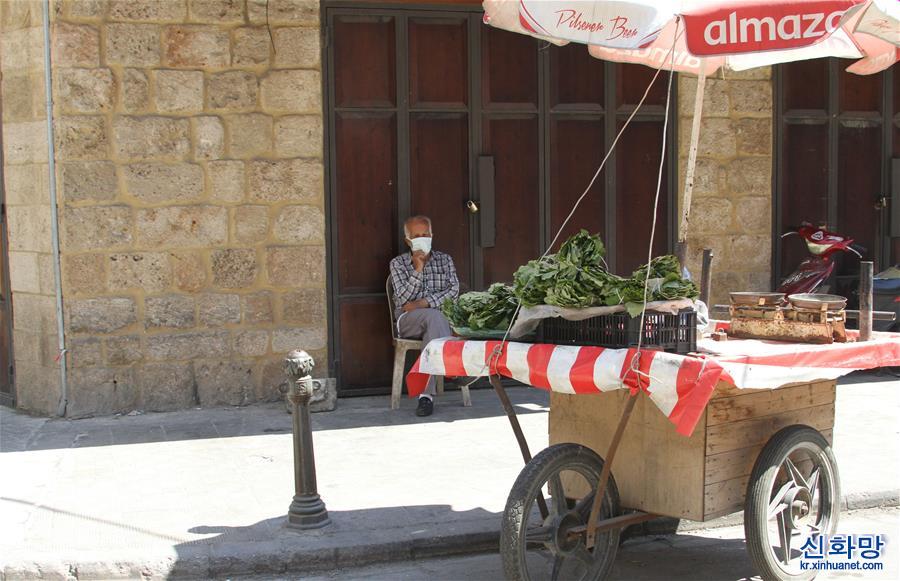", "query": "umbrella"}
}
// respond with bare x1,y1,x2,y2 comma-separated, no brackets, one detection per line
482,0,898,257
